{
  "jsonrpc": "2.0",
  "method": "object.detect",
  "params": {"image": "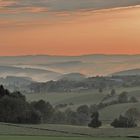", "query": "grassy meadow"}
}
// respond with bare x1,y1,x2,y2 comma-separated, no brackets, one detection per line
1,136,139,140
0,136,139,140
0,123,140,140
25,87,140,105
